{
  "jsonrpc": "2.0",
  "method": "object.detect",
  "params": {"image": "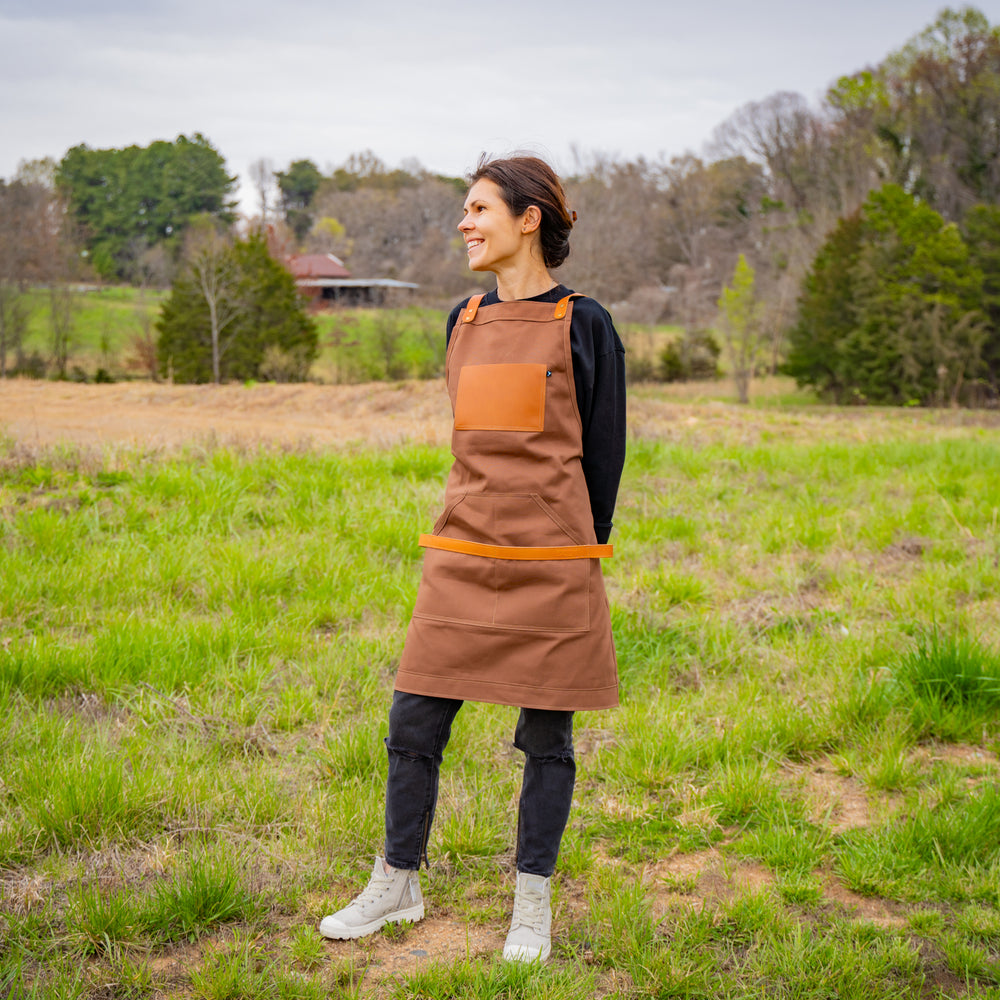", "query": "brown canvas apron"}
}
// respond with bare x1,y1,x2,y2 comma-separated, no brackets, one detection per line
394,293,618,711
